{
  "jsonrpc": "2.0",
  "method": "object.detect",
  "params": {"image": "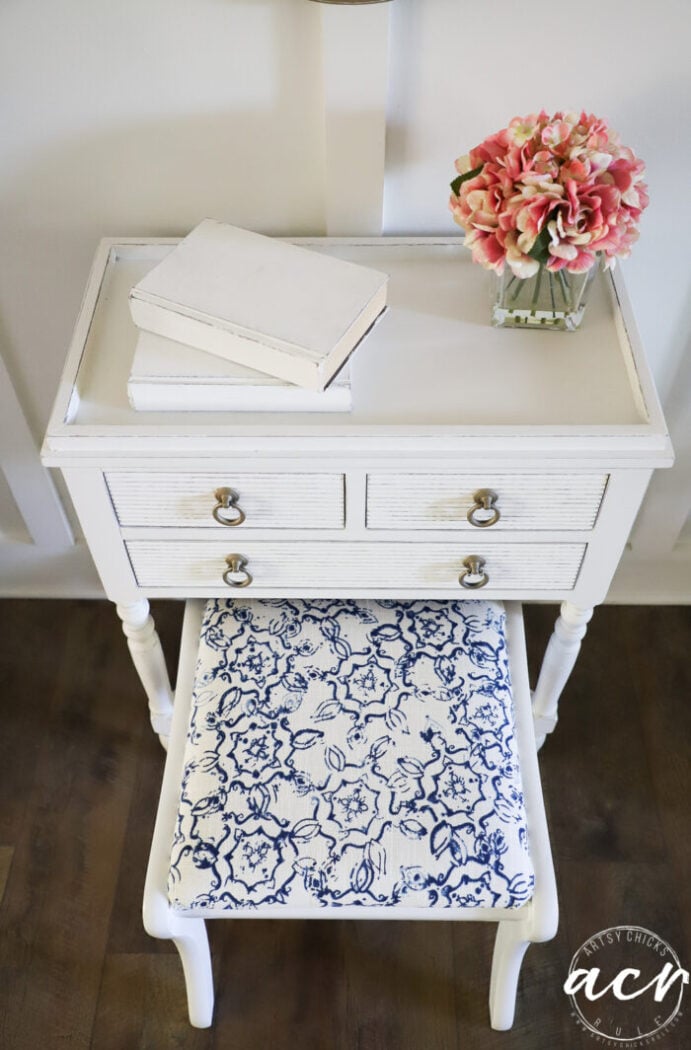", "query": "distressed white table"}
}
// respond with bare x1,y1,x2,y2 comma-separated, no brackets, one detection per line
42,237,673,747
